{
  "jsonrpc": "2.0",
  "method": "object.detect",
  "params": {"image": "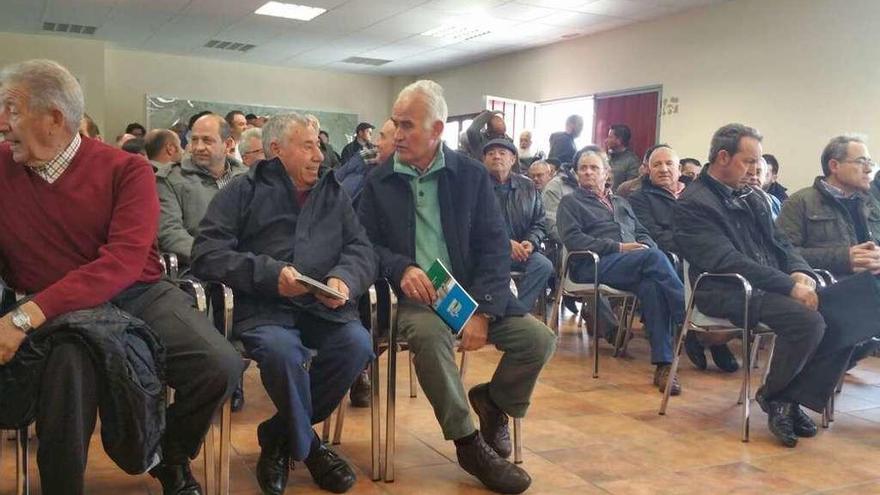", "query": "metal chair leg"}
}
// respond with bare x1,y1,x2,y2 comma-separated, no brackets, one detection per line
218,399,232,495
321,415,332,443
16,426,29,495
459,351,469,379
592,292,600,378
408,350,417,398
659,302,695,415
750,334,762,369
370,353,381,481
513,418,523,465
203,421,216,495
741,325,752,443
384,301,399,483
332,402,346,445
